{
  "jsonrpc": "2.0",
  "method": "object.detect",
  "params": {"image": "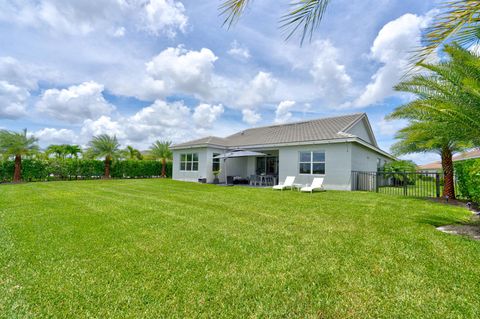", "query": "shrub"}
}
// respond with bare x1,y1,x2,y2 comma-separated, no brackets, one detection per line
0,159,172,183
383,160,417,185
455,158,480,203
